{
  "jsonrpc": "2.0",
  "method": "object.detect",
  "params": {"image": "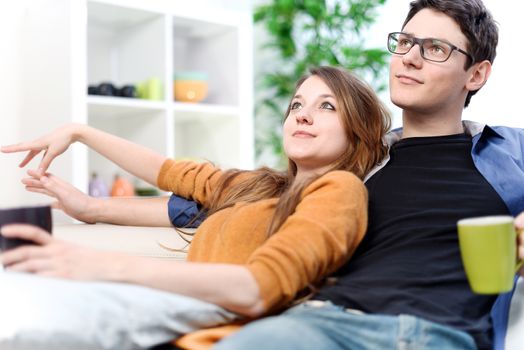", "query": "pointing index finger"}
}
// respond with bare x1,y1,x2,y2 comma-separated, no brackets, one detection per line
1,142,36,153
